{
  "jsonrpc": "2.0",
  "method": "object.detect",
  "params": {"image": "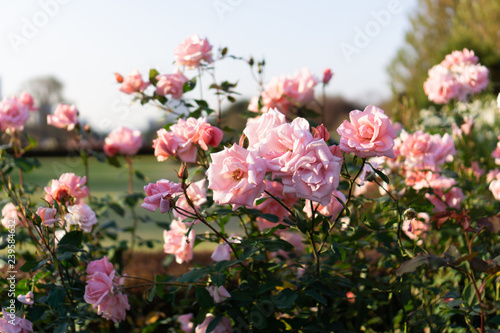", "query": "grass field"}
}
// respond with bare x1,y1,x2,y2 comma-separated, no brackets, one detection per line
5,155,237,251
